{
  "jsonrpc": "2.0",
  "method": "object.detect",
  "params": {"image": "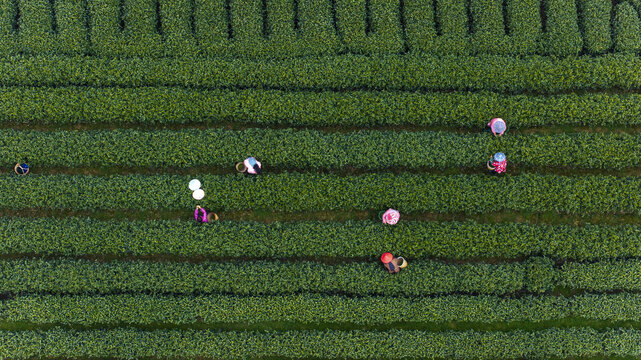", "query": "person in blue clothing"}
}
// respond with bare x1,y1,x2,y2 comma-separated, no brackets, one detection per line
243,157,262,175
14,162,29,175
